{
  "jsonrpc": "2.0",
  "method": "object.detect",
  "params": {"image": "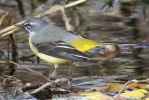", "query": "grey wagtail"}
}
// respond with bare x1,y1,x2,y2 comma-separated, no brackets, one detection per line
23,18,114,77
